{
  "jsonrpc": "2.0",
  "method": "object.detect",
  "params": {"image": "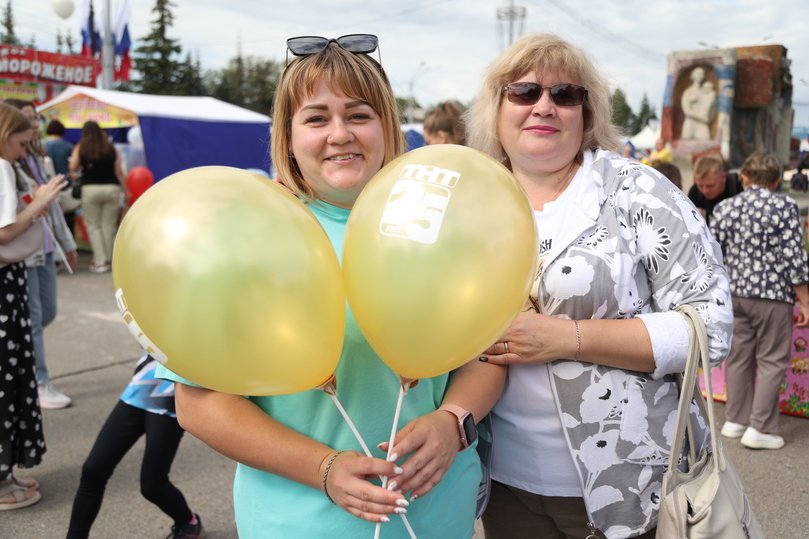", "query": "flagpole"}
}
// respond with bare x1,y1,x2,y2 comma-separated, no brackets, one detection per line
101,0,114,88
